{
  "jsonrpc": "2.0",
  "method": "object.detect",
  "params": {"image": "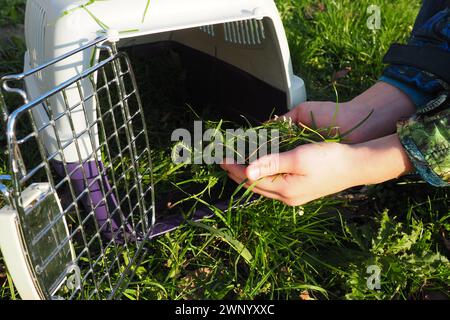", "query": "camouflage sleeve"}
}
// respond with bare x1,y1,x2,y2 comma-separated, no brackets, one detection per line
397,94,450,187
